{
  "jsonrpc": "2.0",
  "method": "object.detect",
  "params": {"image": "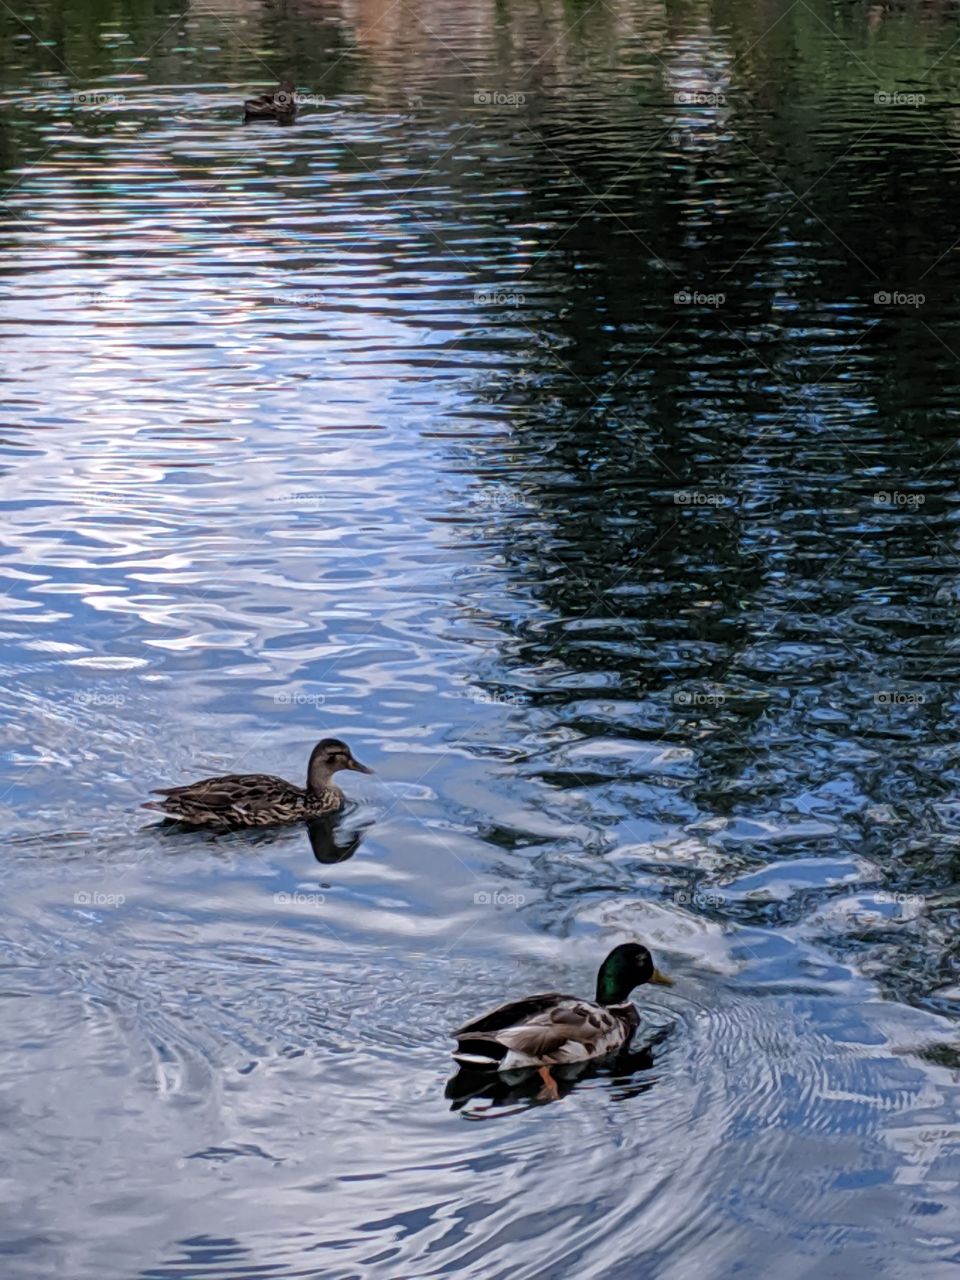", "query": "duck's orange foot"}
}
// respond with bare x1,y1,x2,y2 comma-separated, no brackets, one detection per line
537,1065,560,1102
